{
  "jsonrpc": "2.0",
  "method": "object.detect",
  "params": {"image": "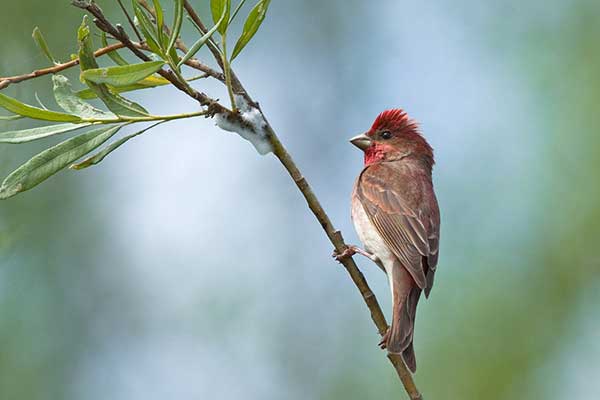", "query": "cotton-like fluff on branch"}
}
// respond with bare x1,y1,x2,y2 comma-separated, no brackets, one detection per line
214,95,272,155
